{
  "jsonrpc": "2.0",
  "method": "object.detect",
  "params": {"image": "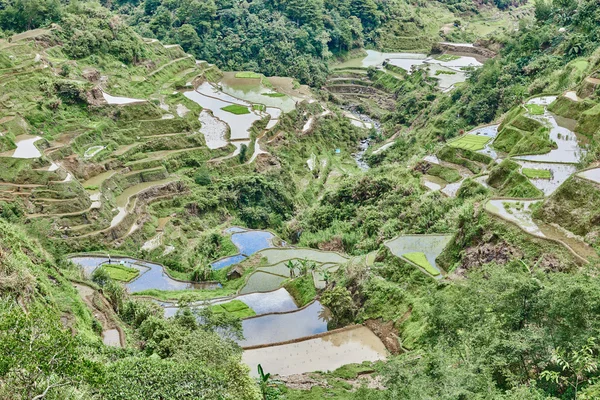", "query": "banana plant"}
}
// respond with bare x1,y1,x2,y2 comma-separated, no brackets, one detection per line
257,364,271,400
